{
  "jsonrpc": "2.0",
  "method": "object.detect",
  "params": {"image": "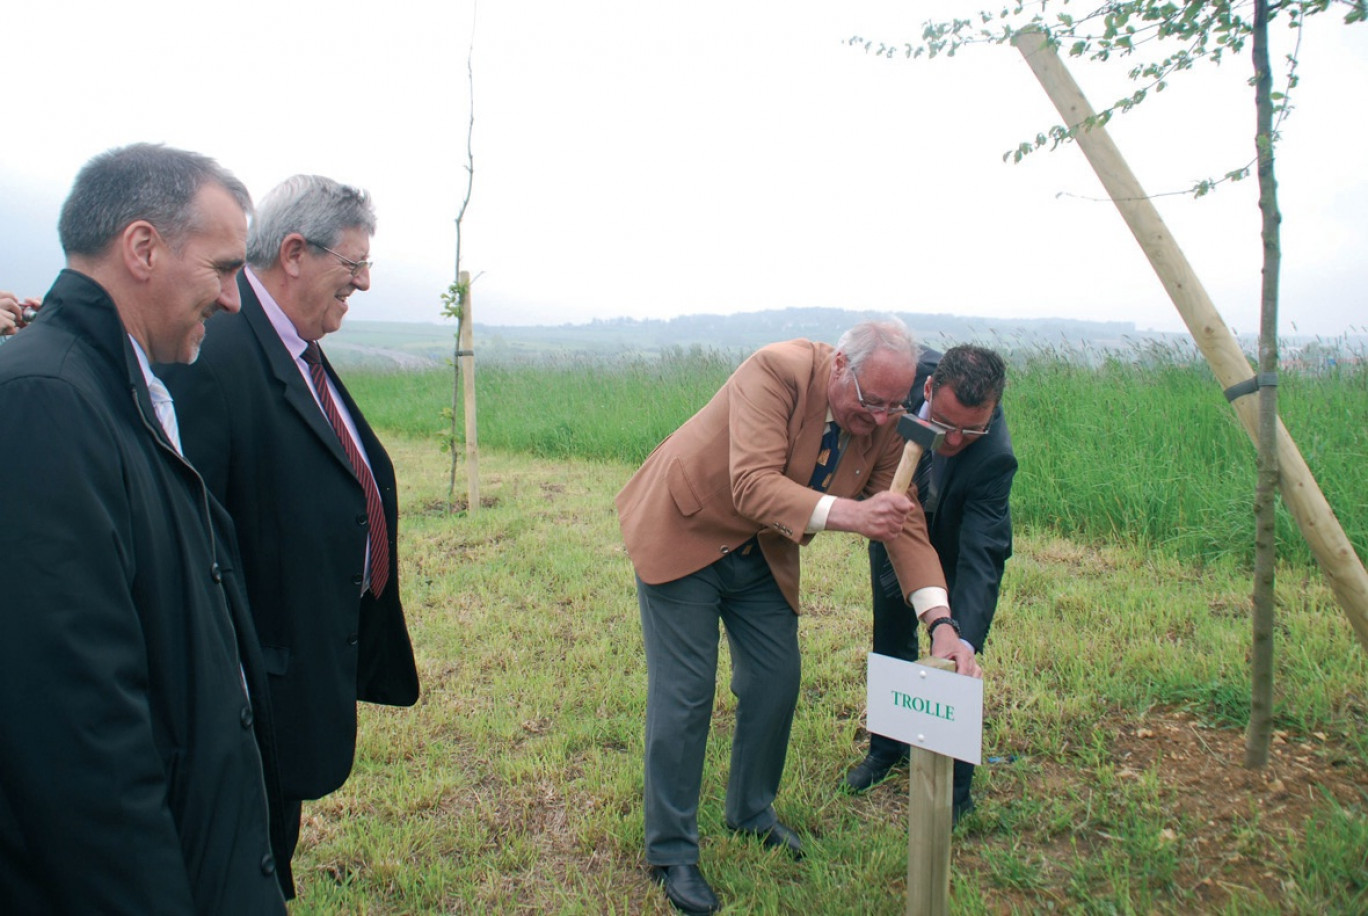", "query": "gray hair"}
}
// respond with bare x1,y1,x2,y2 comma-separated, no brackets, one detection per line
58,143,252,257
246,175,376,270
835,317,919,374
